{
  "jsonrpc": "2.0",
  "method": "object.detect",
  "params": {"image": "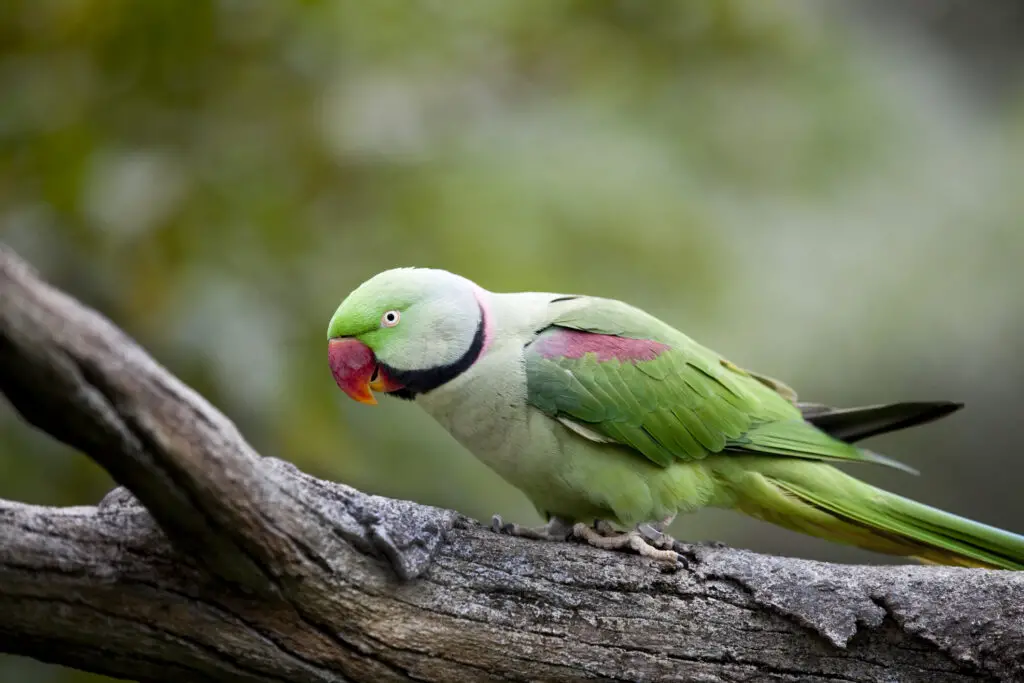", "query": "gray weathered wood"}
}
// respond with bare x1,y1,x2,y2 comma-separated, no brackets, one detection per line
1,244,1022,682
